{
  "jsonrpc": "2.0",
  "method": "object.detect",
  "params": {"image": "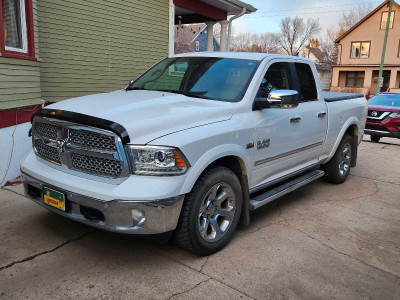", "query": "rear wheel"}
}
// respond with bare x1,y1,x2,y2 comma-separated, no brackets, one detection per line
174,166,242,255
370,135,381,143
322,134,354,184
